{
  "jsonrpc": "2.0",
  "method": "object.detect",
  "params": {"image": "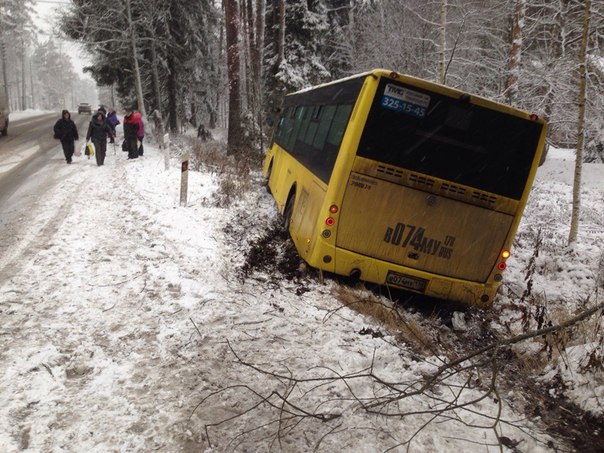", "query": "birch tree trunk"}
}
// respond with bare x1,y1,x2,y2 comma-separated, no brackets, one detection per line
439,0,447,84
568,0,591,245
20,38,26,109
244,0,254,112
211,18,225,130
29,57,34,108
150,37,162,113
0,39,8,102
224,0,244,155
254,0,265,82
126,0,146,117
505,0,526,105
276,0,285,66
254,0,265,148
